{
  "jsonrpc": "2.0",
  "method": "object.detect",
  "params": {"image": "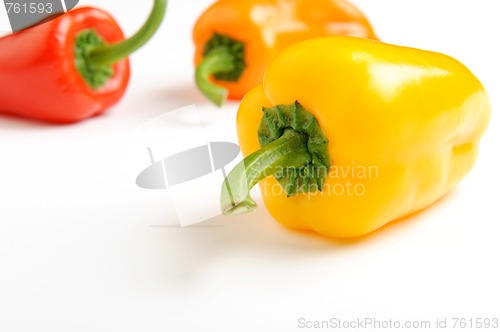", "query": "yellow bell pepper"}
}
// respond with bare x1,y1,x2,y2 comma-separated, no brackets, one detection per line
221,36,491,238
